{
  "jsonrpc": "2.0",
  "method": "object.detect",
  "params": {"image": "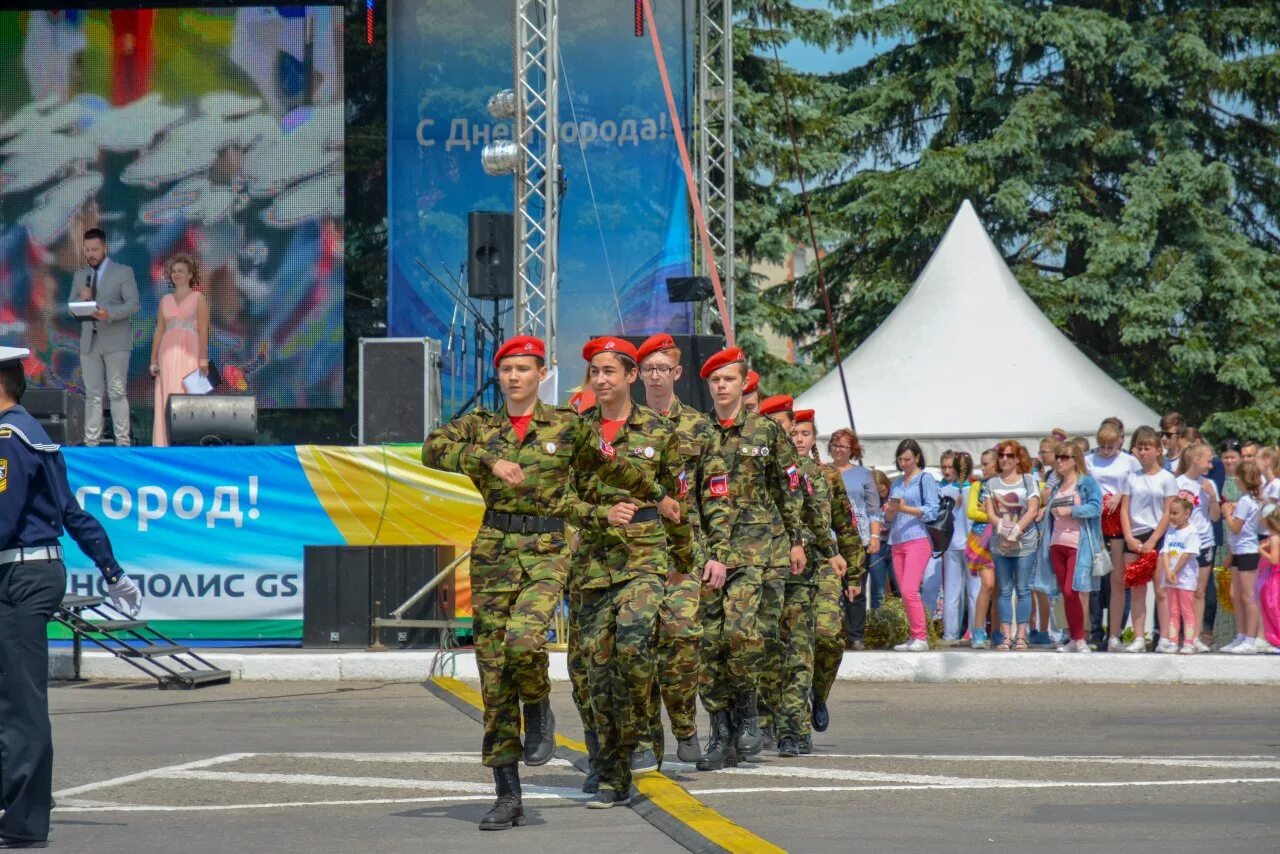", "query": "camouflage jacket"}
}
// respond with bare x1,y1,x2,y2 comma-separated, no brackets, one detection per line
421,400,666,591
822,464,868,587
700,407,806,570
572,402,695,588
661,396,716,571
797,455,840,568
